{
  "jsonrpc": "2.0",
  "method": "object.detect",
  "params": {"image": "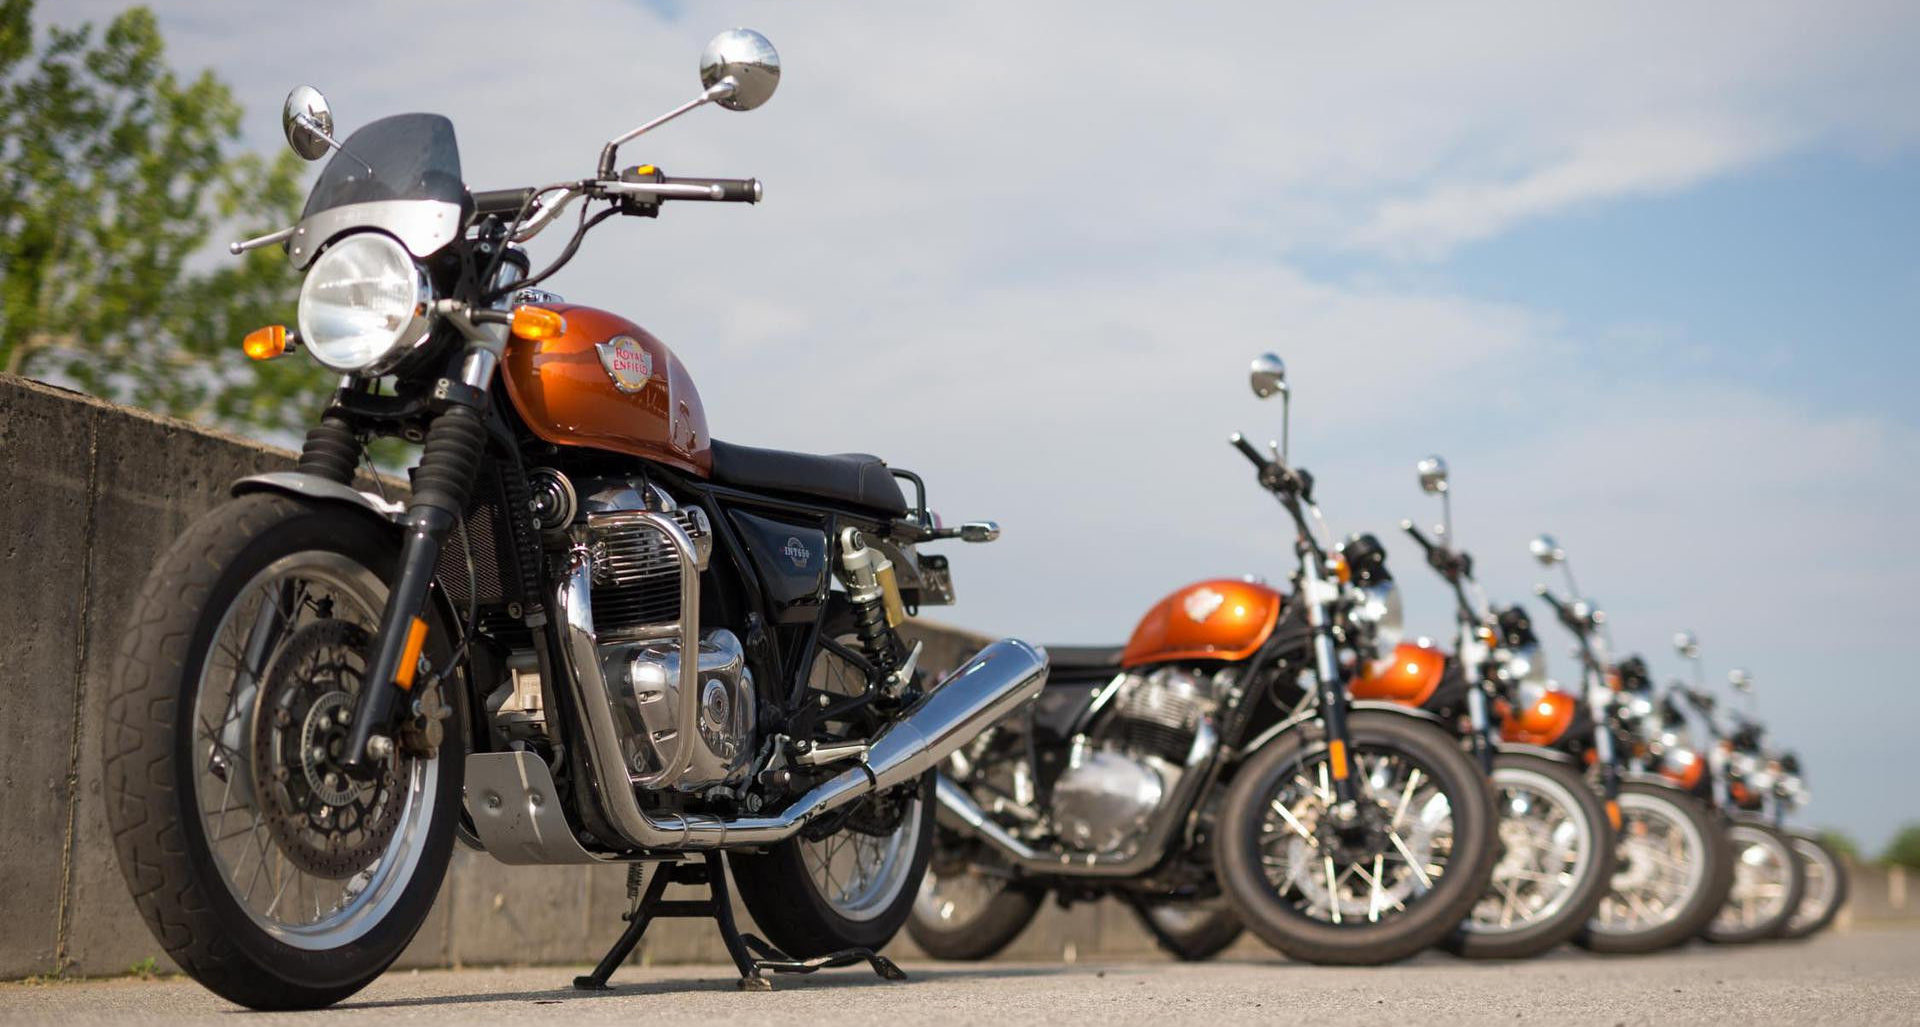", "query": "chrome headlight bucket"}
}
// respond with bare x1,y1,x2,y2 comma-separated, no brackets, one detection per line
1494,641,1549,691
296,231,434,374
1347,579,1404,659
